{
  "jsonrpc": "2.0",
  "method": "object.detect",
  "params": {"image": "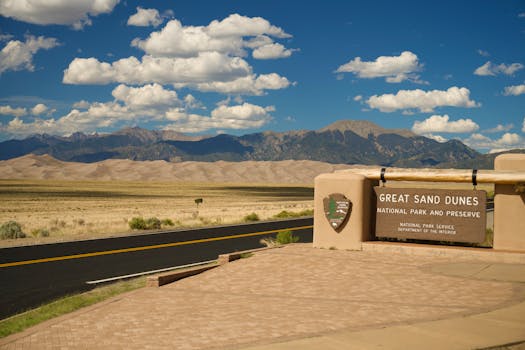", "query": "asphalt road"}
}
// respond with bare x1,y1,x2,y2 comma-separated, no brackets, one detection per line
0,218,313,320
